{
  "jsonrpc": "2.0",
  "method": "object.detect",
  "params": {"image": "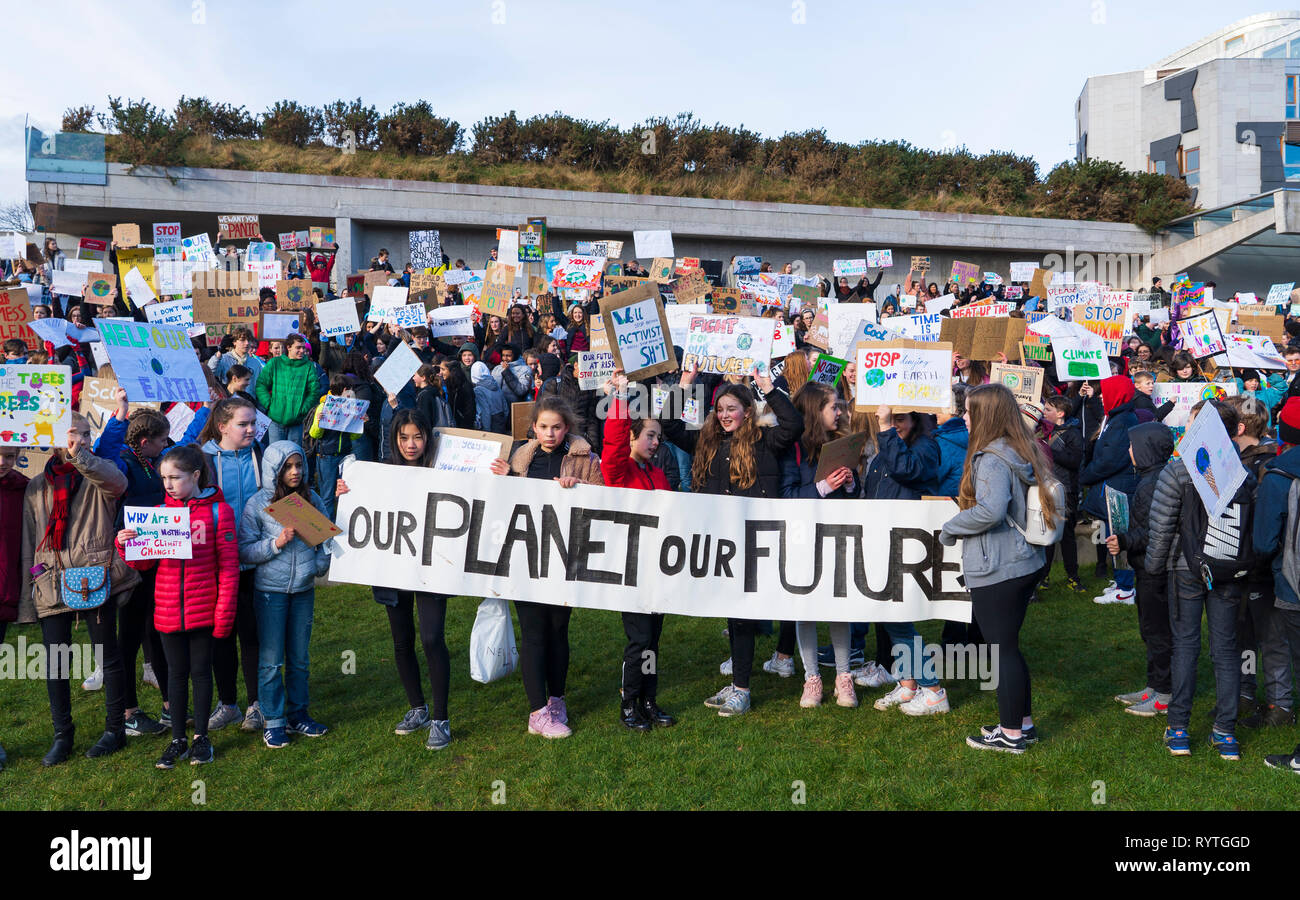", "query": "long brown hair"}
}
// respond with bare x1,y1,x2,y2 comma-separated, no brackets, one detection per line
958,383,1058,528
792,382,836,459
782,350,812,396
197,396,256,445
691,384,760,491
